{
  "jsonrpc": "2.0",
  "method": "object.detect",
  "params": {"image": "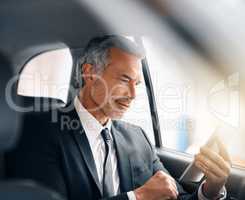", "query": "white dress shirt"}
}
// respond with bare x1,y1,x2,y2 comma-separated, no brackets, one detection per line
74,96,225,200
